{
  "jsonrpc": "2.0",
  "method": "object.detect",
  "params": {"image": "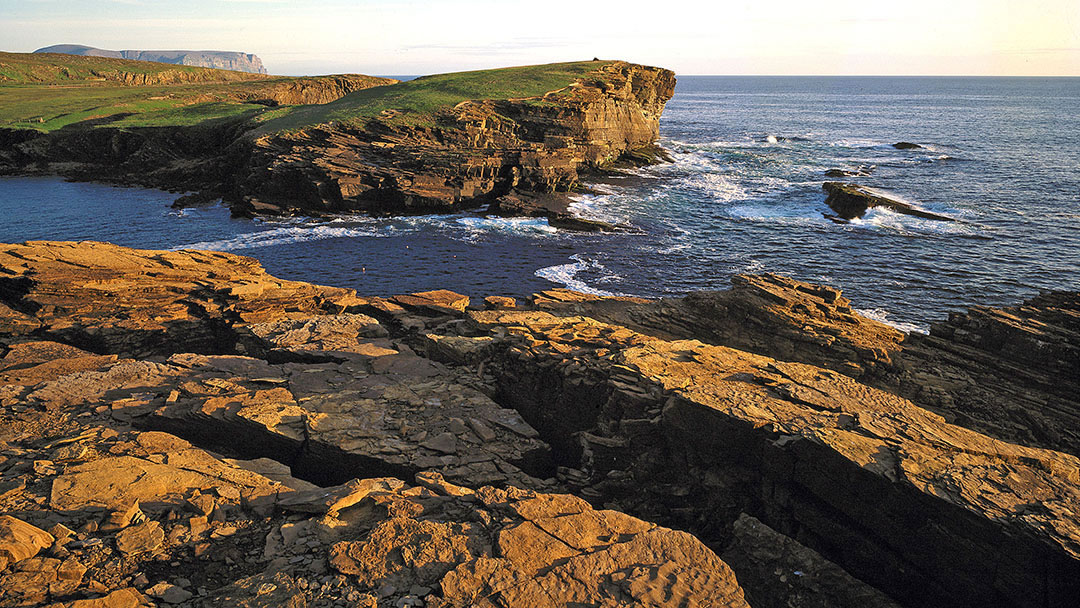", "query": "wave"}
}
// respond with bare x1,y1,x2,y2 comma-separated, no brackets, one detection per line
854,307,928,334
534,254,617,296
847,206,980,237
568,194,631,226
454,216,558,238
174,223,389,251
